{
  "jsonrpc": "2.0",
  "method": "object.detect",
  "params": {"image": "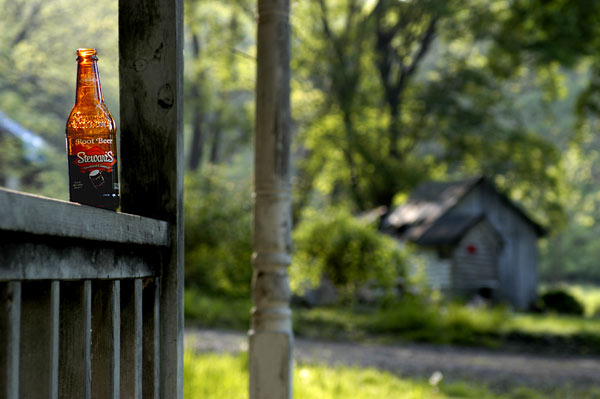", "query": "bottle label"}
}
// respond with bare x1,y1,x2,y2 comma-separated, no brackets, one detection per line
68,136,119,209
